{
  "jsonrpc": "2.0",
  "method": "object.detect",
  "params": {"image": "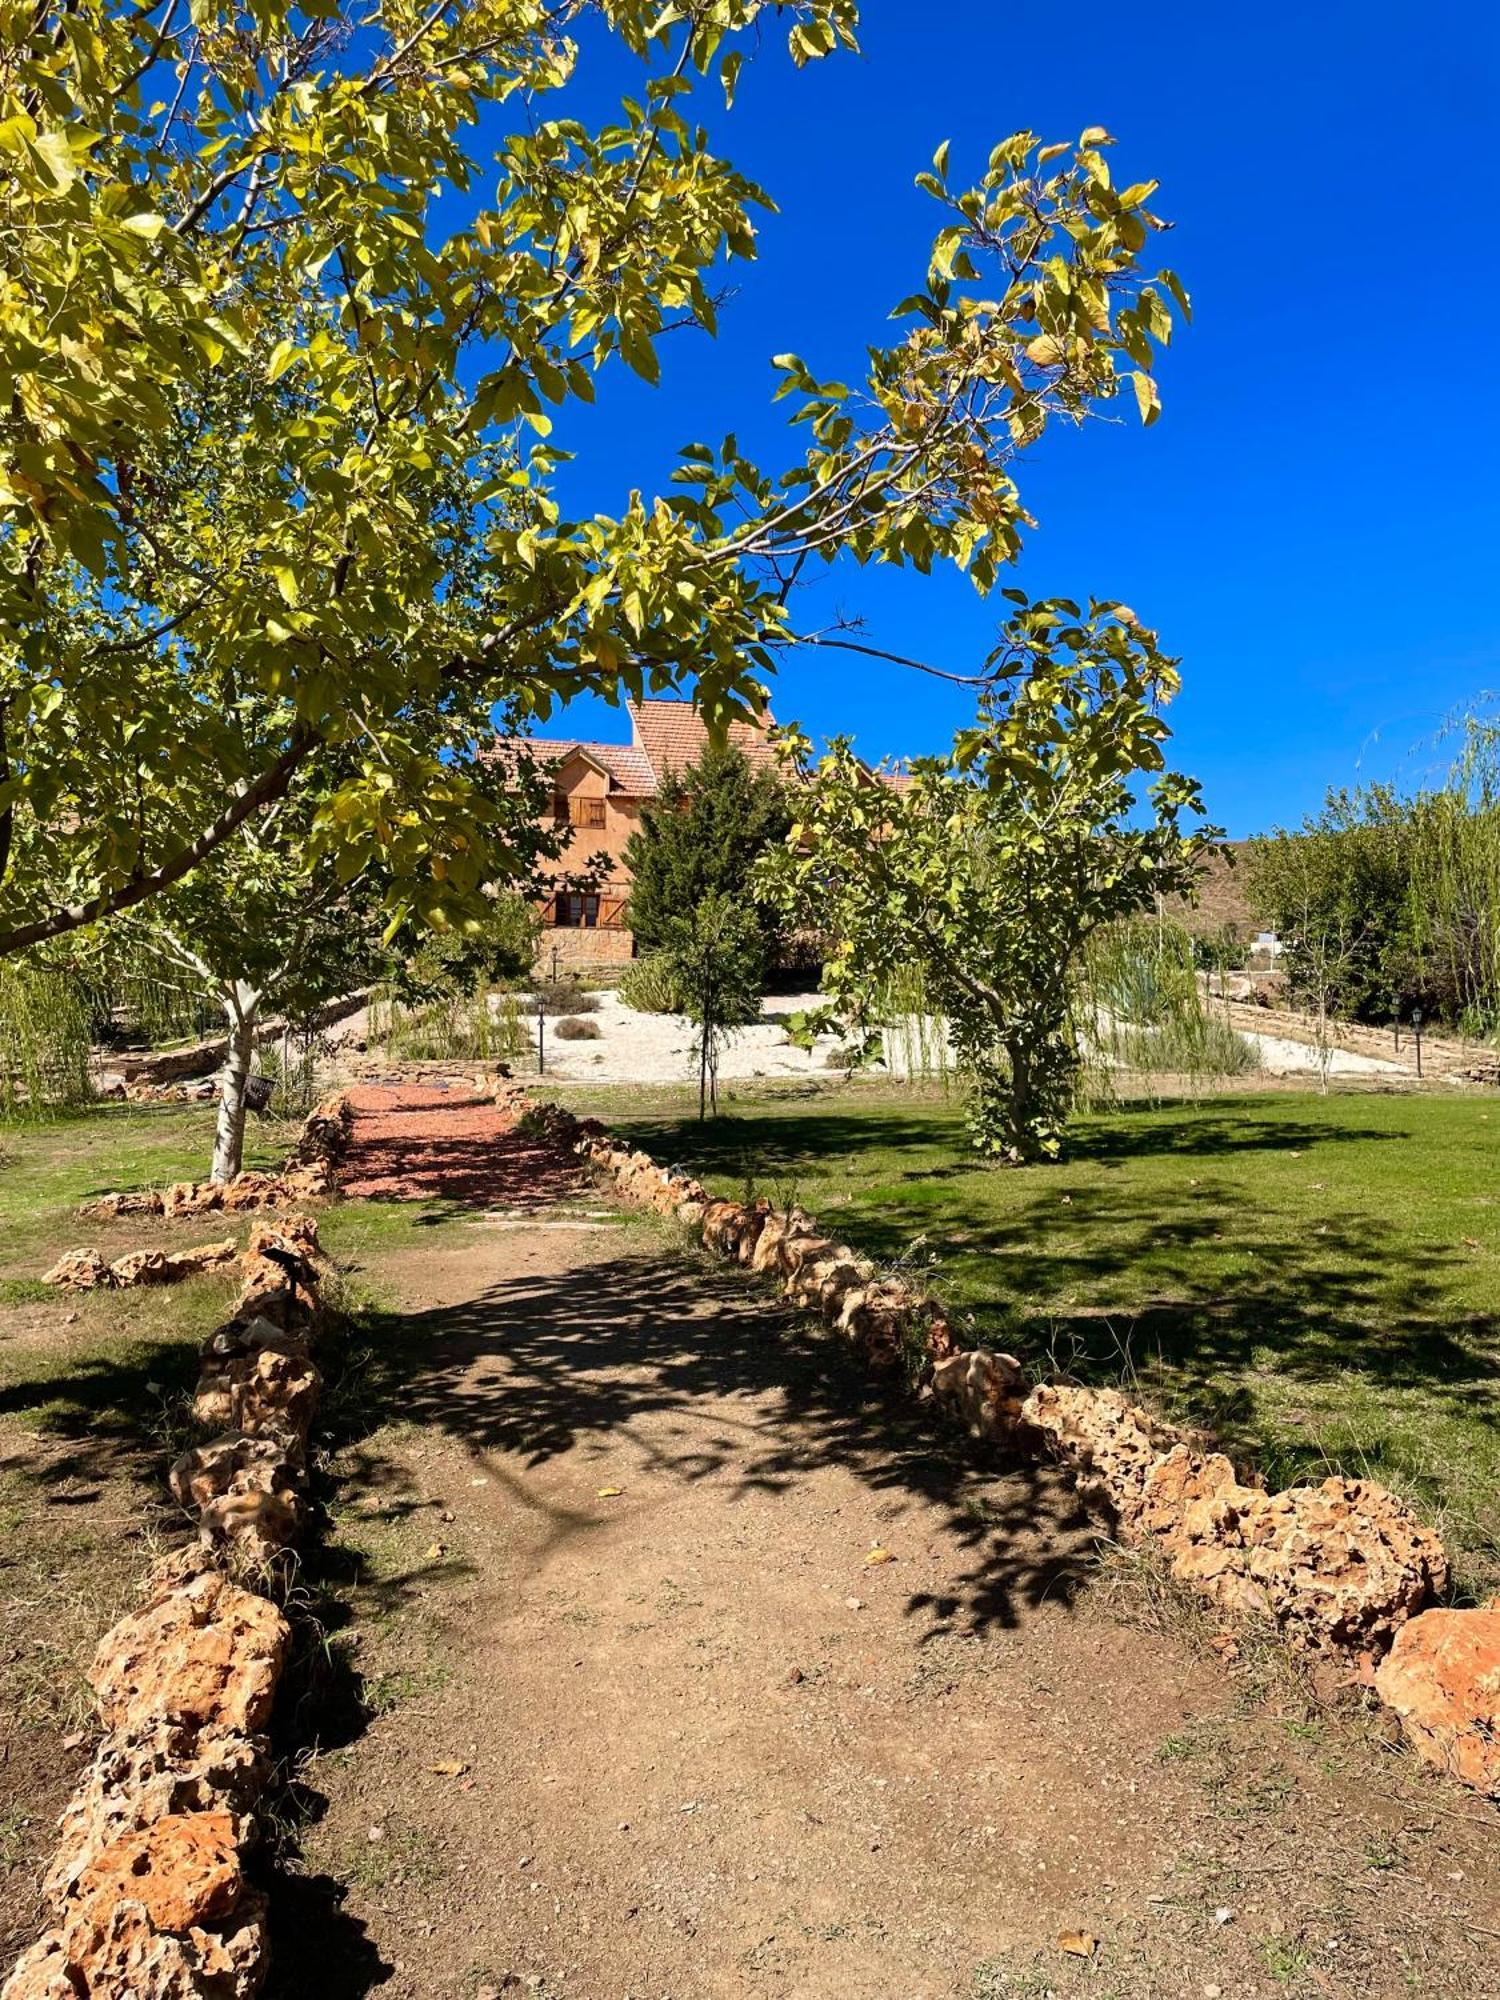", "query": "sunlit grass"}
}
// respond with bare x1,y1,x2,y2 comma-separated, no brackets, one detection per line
593,1079,1500,1593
